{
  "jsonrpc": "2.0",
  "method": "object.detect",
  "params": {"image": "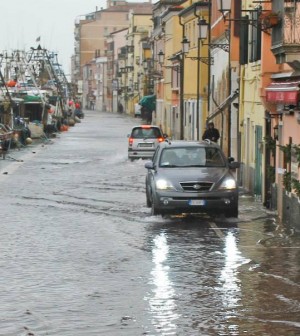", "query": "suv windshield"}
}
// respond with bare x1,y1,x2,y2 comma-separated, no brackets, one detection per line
159,147,226,168
131,127,162,139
